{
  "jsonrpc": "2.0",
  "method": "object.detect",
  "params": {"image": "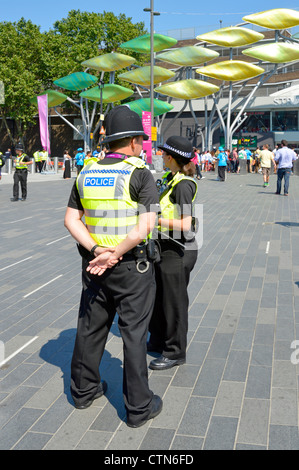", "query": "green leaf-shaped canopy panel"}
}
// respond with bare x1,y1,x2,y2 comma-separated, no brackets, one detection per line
197,60,265,82
197,27,264,48
155,79,219,100
82,52,136,72
243,8,299,30
119,66,175,87
120,33,177,53
243,42,299,64
54,72,97,91
125,98,174,117
157,46,219,67
80,84,134,103
30,89,68,108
